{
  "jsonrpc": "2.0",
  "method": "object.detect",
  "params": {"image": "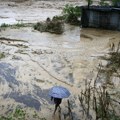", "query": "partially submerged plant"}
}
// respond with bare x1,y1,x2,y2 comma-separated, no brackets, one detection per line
78,77,120,120
0,22,26,29
62,76,120,120
100,42,120,76
13,22,25,28
99,0,110,6
52,15,64,22
0,107,46,120
61,60,120,120
0,23,10,28
34,17,64,34
62,4,81,25
0,52,5,59
0,108,26,120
